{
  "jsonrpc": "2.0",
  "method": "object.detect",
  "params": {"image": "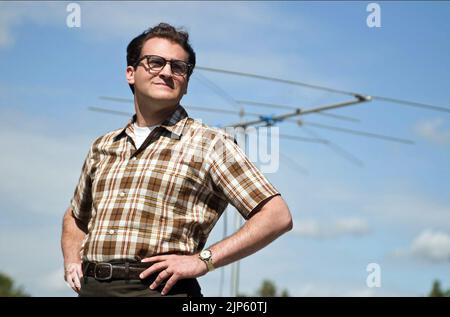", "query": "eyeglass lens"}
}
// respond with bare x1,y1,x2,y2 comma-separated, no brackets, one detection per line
146,55,189,75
